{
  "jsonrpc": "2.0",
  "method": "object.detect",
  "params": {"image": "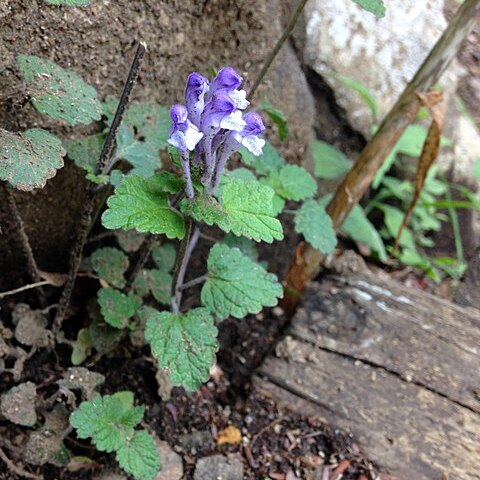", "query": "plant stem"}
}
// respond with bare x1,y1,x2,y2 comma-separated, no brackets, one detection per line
178,274,207,291
445,181,464,264
2,182,47,307
0,280,52,299
54,42,146,329
171,221,200,312
249,0,309,99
